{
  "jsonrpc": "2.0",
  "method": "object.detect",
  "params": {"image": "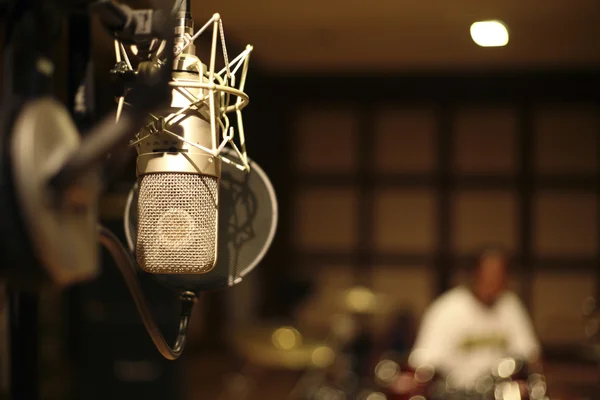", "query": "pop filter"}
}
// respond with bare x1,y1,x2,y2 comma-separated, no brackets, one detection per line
124,148,278,292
